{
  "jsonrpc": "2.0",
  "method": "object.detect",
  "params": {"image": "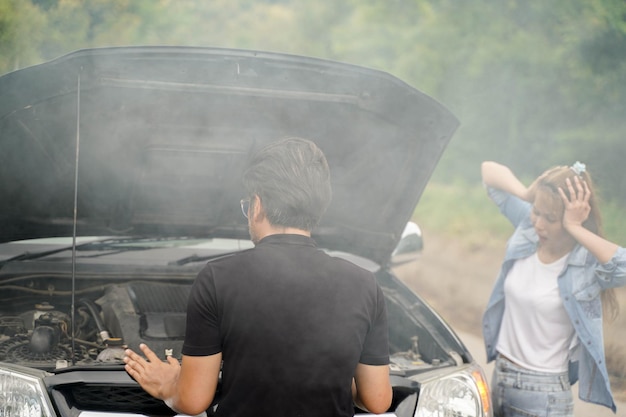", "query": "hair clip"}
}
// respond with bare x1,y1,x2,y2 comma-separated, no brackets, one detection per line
570,161,586,176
